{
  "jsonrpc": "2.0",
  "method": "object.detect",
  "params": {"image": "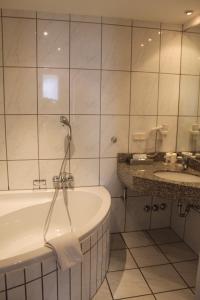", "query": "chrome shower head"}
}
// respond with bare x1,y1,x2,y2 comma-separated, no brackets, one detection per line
60,116,72,140
60,116,70,126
